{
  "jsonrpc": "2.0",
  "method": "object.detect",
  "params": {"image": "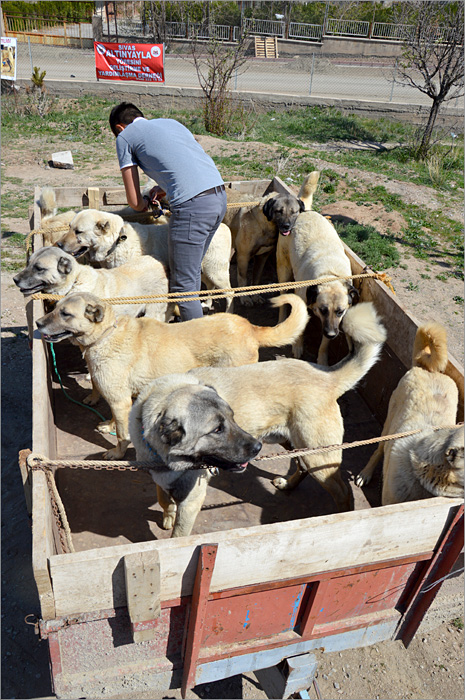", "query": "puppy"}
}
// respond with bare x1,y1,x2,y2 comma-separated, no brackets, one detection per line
277,173,357,362
186,302,387,512
57,210,234,312
226,185,311,306
36,292,308,459
129,375,262,537
14,246,171,321
355,323,464,504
